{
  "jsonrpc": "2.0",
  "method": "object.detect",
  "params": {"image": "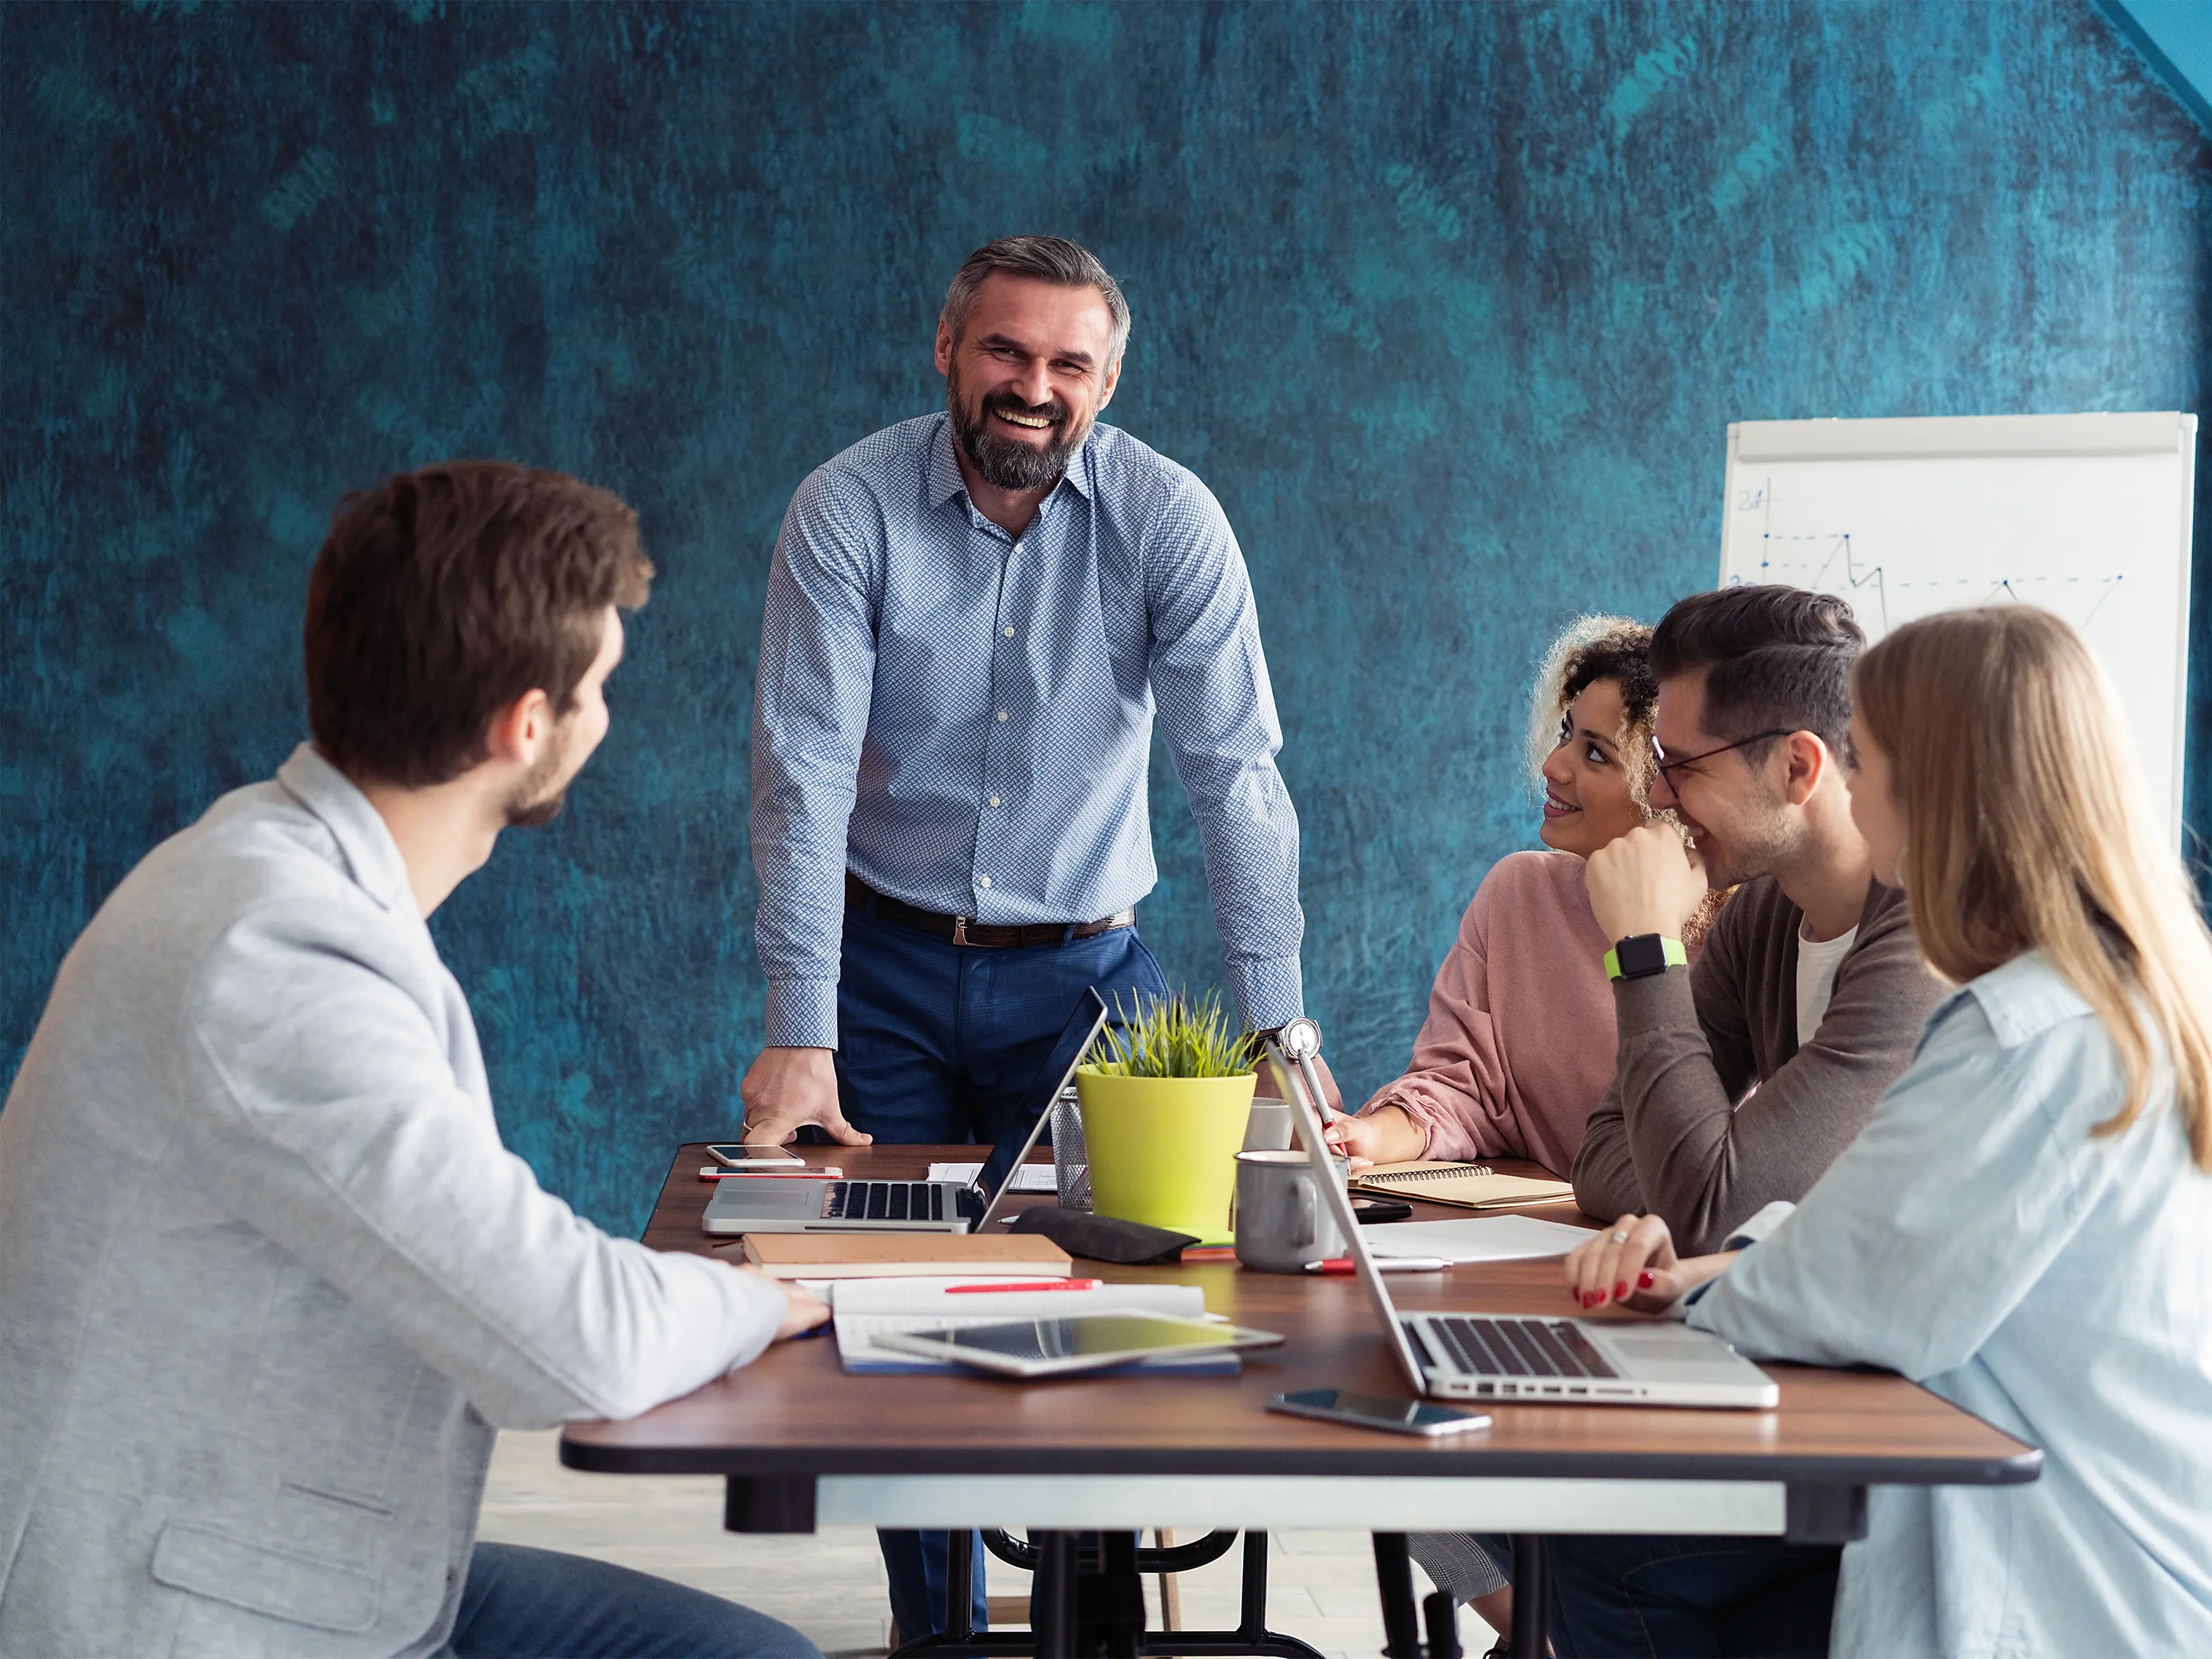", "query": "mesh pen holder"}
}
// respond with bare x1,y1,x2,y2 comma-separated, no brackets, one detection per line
1049,1083,1091,1210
